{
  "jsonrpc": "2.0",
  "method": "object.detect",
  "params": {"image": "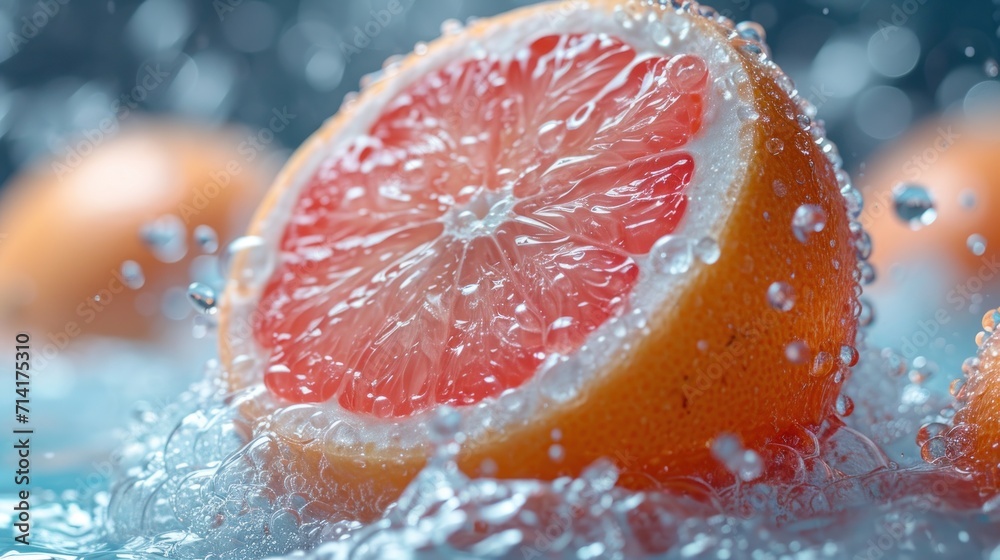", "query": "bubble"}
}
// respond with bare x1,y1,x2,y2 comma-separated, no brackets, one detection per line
194,225,220,254
711,434,762,482
908,356,936,384
220,236,275,289
650,236,693,274
967,234,987,256
892,184,936,229
792,204,827,242
765,137,784,154
120,260,145,290
811,351,834,377
916,422,949,446
694,237,721,265
767,281,795,312
785,340,810,365
141,215,188,263
186,282,218,315
858,298,875,327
